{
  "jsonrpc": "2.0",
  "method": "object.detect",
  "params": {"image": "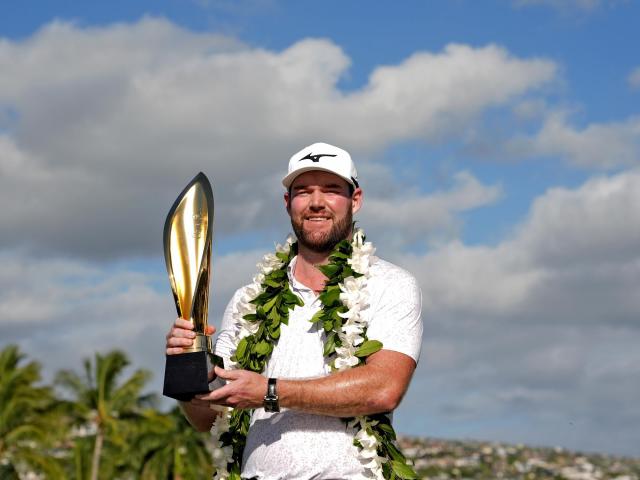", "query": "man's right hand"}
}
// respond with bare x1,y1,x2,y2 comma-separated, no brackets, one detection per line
165,318,220,431
165,317,216,355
